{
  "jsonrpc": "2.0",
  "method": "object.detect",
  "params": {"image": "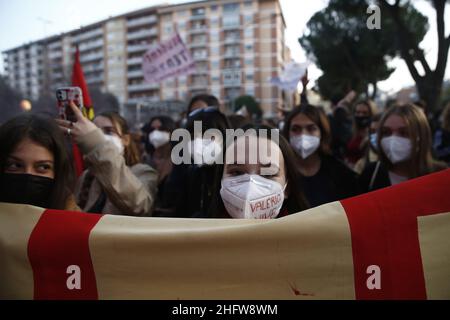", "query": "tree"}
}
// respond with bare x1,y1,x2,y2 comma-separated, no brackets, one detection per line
89,87,120,114
31,93,58,117
233,95,262,120
299,0,409,101
0,75,23,124
378,0,450,112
